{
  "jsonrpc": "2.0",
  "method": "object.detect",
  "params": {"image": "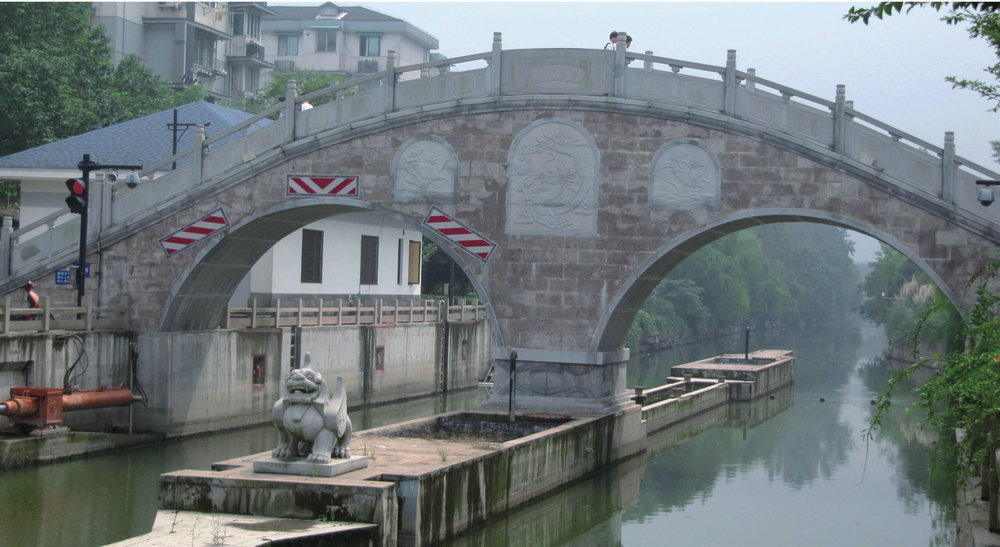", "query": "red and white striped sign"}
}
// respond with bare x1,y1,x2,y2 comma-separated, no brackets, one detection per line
423,206,497,263
286,175,359,197
160,207,230,257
